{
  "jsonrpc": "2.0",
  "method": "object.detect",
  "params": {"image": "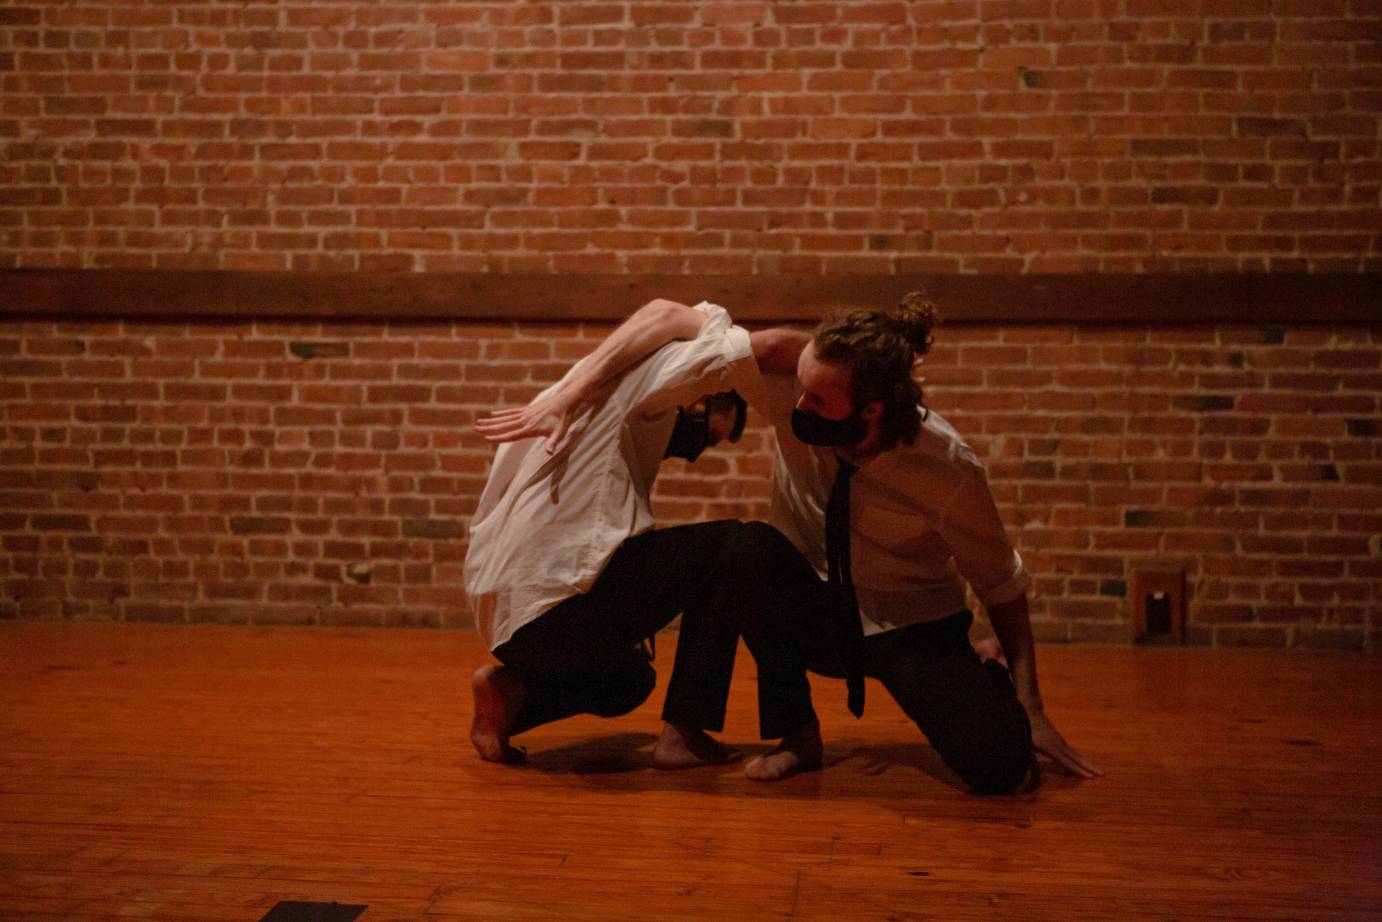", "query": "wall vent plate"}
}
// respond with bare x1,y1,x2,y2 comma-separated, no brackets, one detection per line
1133,569,1186,644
